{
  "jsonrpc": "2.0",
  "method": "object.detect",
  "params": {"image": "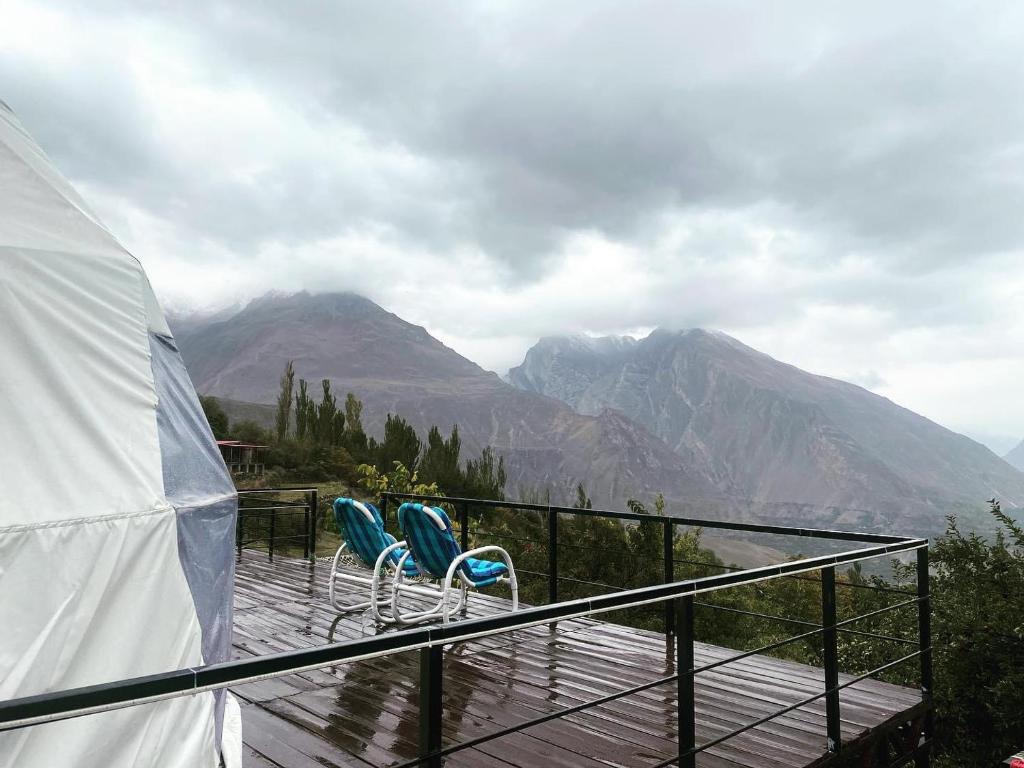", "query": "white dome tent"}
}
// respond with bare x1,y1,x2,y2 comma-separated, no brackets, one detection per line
0,101,239,766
